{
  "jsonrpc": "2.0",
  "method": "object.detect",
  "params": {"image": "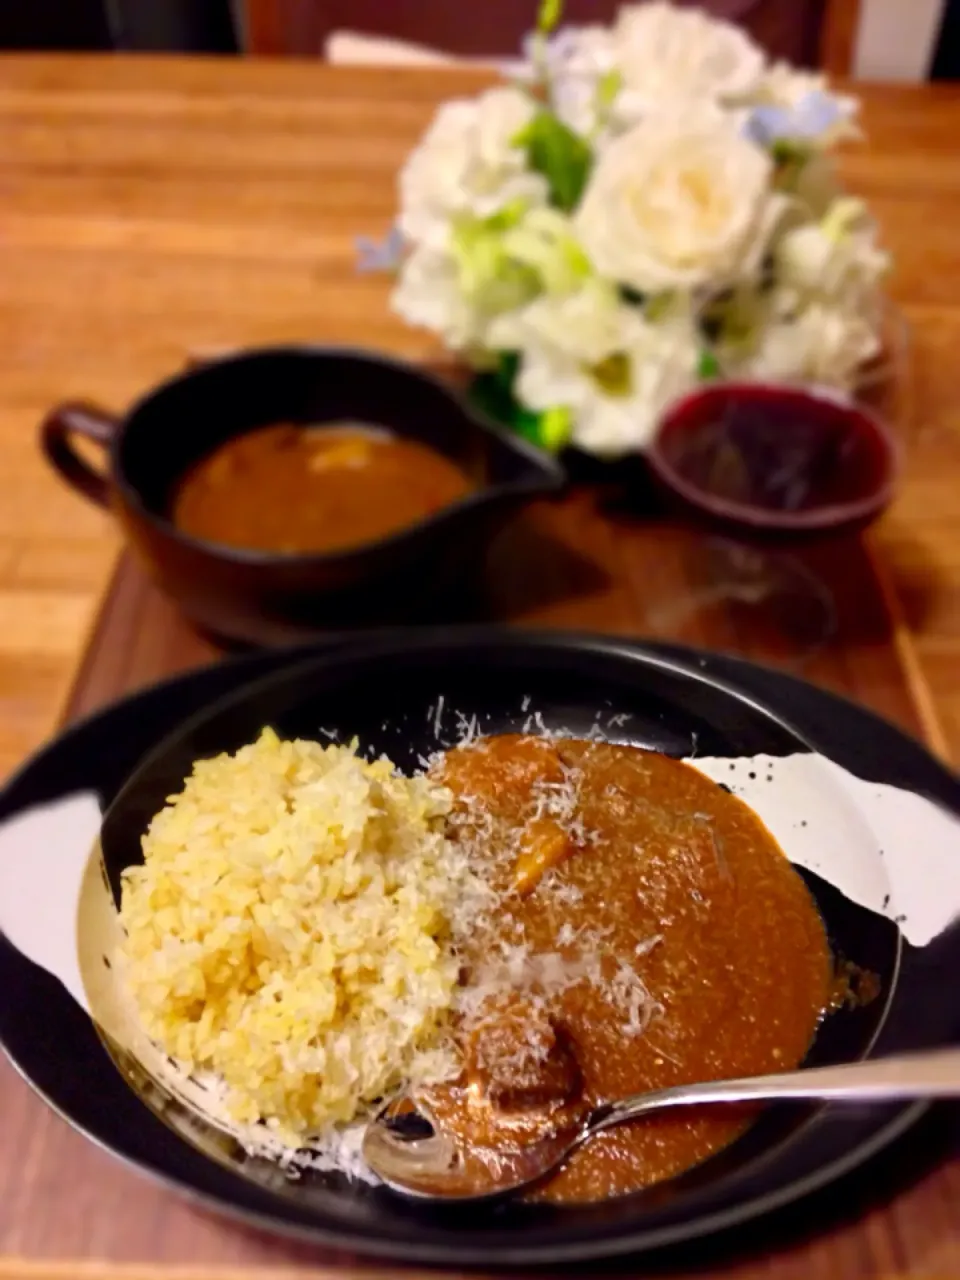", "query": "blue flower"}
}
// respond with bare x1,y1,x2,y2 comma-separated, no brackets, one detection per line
744,91,850,147
355,225,405,274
